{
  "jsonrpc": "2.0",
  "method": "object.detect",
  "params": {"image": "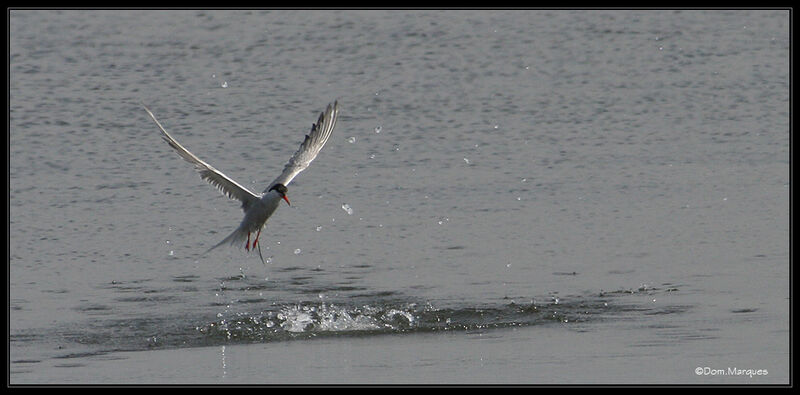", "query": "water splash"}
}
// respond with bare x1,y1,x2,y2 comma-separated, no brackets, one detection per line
26,287,685,359
195,295,624,345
